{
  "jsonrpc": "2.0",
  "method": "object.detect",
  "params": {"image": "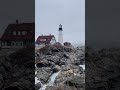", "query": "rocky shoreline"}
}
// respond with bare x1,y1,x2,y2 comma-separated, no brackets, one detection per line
0,47,35,90
35,45,85,90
